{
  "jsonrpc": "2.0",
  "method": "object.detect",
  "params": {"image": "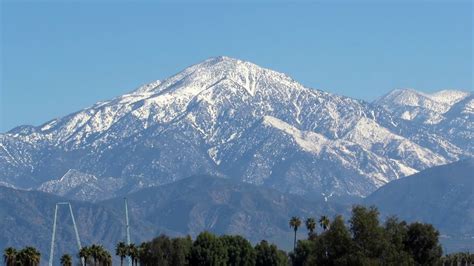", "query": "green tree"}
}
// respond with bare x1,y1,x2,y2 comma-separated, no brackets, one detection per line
89,244,102,266
60,254,73,266
149,235,173,265
319,215,353,265
290,239,315,266
171,236,193,266
15,249,28,266
404,222,442,265
220,235,256,266
319,215,330,231
138,242,152,266
100,249,112,266
115,242,128,266
3,247,17,266
289,216,302,252
254,240,288,266
127,244,139,266
349,205,386,260
305,217,317,239
79,246,91,266
382,216,414,265
16,246,41,266
190,231,227,266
